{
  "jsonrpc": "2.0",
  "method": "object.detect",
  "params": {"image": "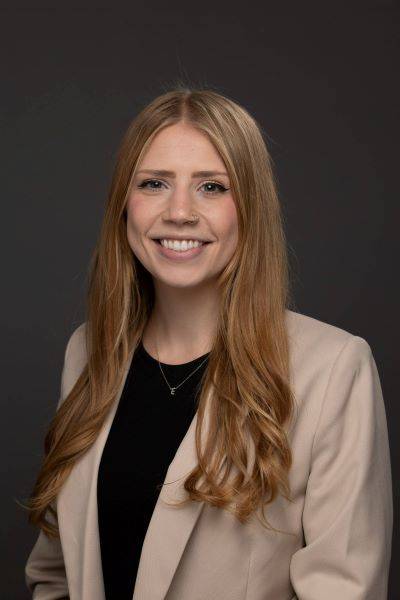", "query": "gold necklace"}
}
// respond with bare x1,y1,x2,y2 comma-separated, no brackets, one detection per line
156,345,209,395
